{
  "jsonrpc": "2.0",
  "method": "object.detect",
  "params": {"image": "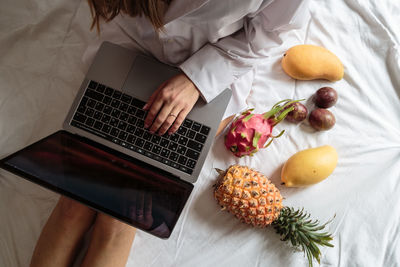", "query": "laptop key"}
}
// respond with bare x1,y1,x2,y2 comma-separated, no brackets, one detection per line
118,131,128,141
127,134,136,144
110,128,120,137
135,109,145,119
177,145,186,155
113,91,122,99
103,106,112,115
153,155,162,162
94,121,103,130
110,118,119,127
86,118,95,127
183,119,193,128
119,102,129,112
126,125,136,134
160,138,169,148
134,128,144,137
186,149,200,160
187,139,203,152
117,121,127,131
85,108,94,117
111,109,121,118
162,158,171,166
194,133,207,144
143,131,152,141
95,102,104,111
128,116,137,125
88,80,98,89
102,124,111,134
127,105,137,115
168,142,178,151
94,111,102,120
102,96,112,105
136,119,145,128
171,162,179,169
145,151,154,159
135,138,145,148
111,99,120,108
119,112,129,121
177,126,187,136
160,148,170,158
87,99,96,108
101,115,111,124
169,152,179,162
186,130,196,139
73,113,87,123
85,89,103,101
178,155,187,165
77,104,86,114
121,94,132,103
96,84,106,93
151,135,161,144
170,133,179,143
191,122,201,131
143,141,153,151
178,136,188,146
152,145,162,154
200,125,210,135
187,159,196,169
131,98,146,108
104,87,114,96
